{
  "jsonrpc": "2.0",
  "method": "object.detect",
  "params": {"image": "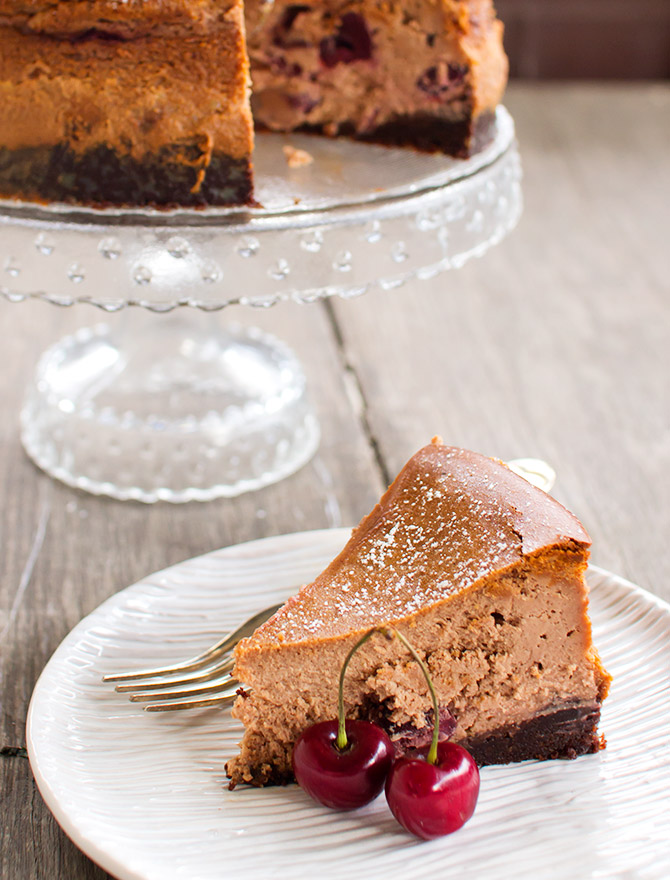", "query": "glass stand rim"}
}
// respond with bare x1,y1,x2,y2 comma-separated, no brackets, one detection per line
0,108,515,230
1,108,522,312
8,110,523,501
